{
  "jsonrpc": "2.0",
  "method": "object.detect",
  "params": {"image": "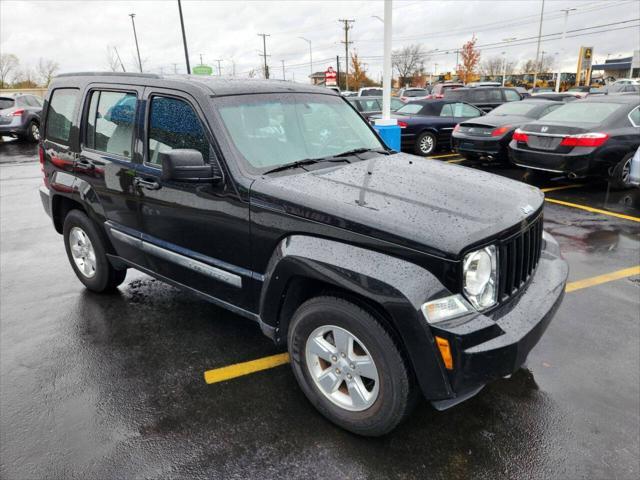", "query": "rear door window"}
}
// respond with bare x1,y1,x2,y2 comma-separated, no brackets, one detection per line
85,90,137,158
46,88,79,145
147,96,210,166
453,103,482,118
504,89,521,102
439,104,453,116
